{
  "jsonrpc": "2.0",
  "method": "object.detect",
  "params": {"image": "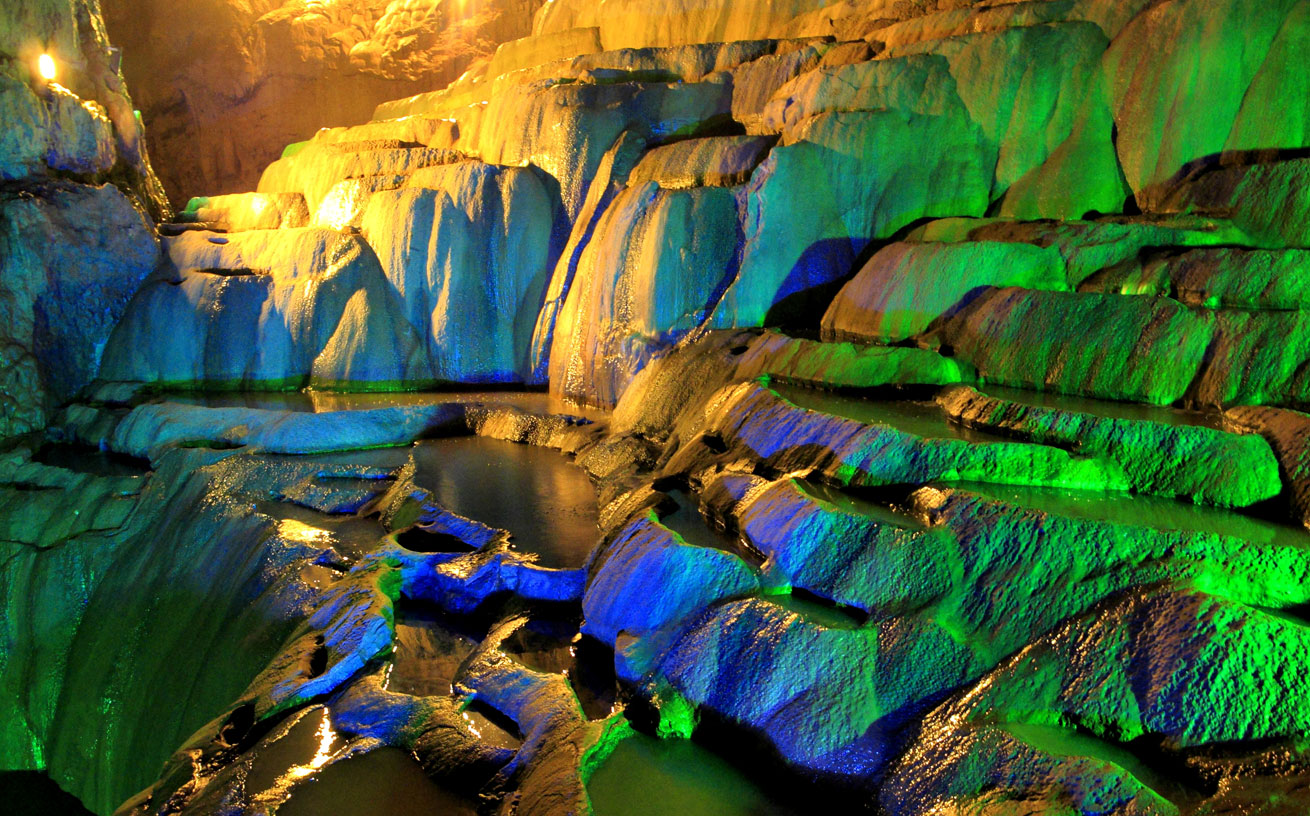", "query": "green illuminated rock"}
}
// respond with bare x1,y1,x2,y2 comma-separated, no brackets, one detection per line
180,193,308,232
1084,246,1310,309
935,288,1214,404
626,135,774,189
690,381,1120,491
1192,311,1310,408
822,241,1068,344
1152,153,1310,249
1105,0,1310,206
938,385,1281,507
710,109,992,328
